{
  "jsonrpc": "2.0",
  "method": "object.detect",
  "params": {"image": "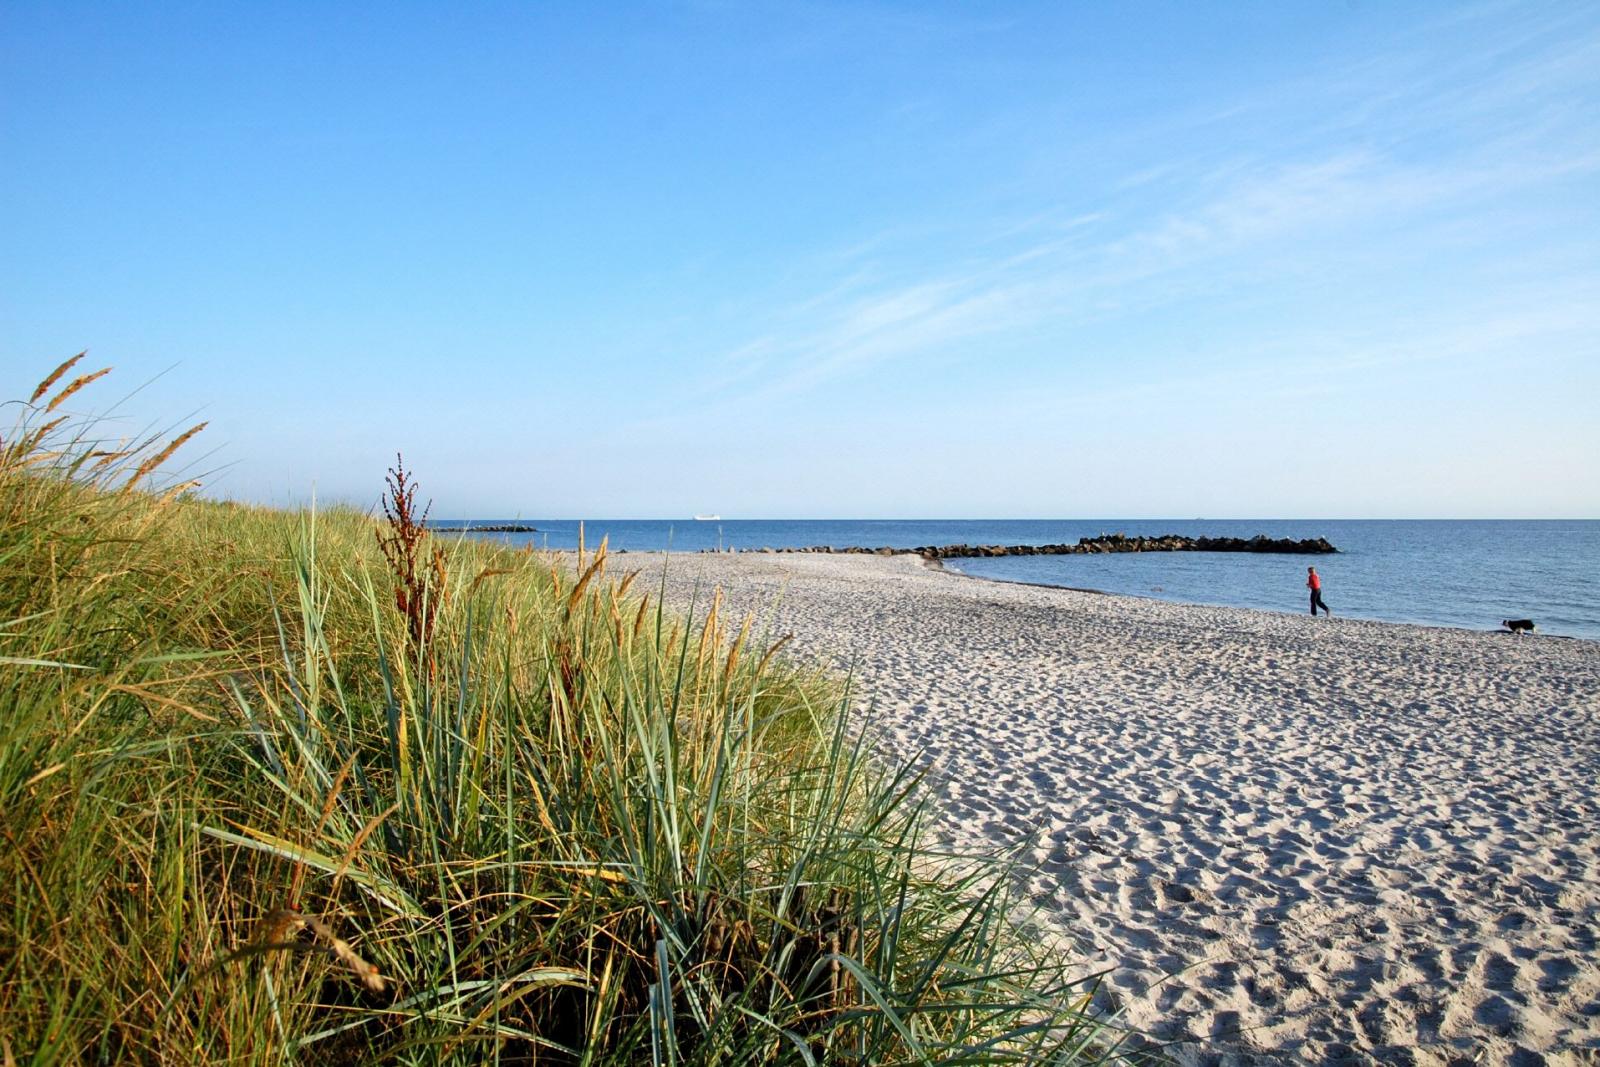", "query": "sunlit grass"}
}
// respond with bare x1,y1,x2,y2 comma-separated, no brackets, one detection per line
0,362,1140,1064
